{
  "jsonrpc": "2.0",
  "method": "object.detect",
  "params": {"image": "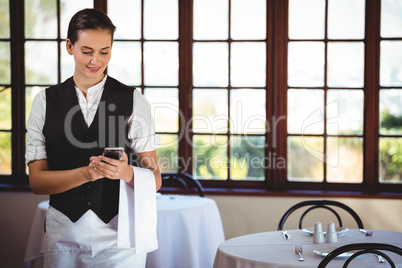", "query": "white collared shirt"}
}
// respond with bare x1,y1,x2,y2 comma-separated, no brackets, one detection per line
25,75,161,164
